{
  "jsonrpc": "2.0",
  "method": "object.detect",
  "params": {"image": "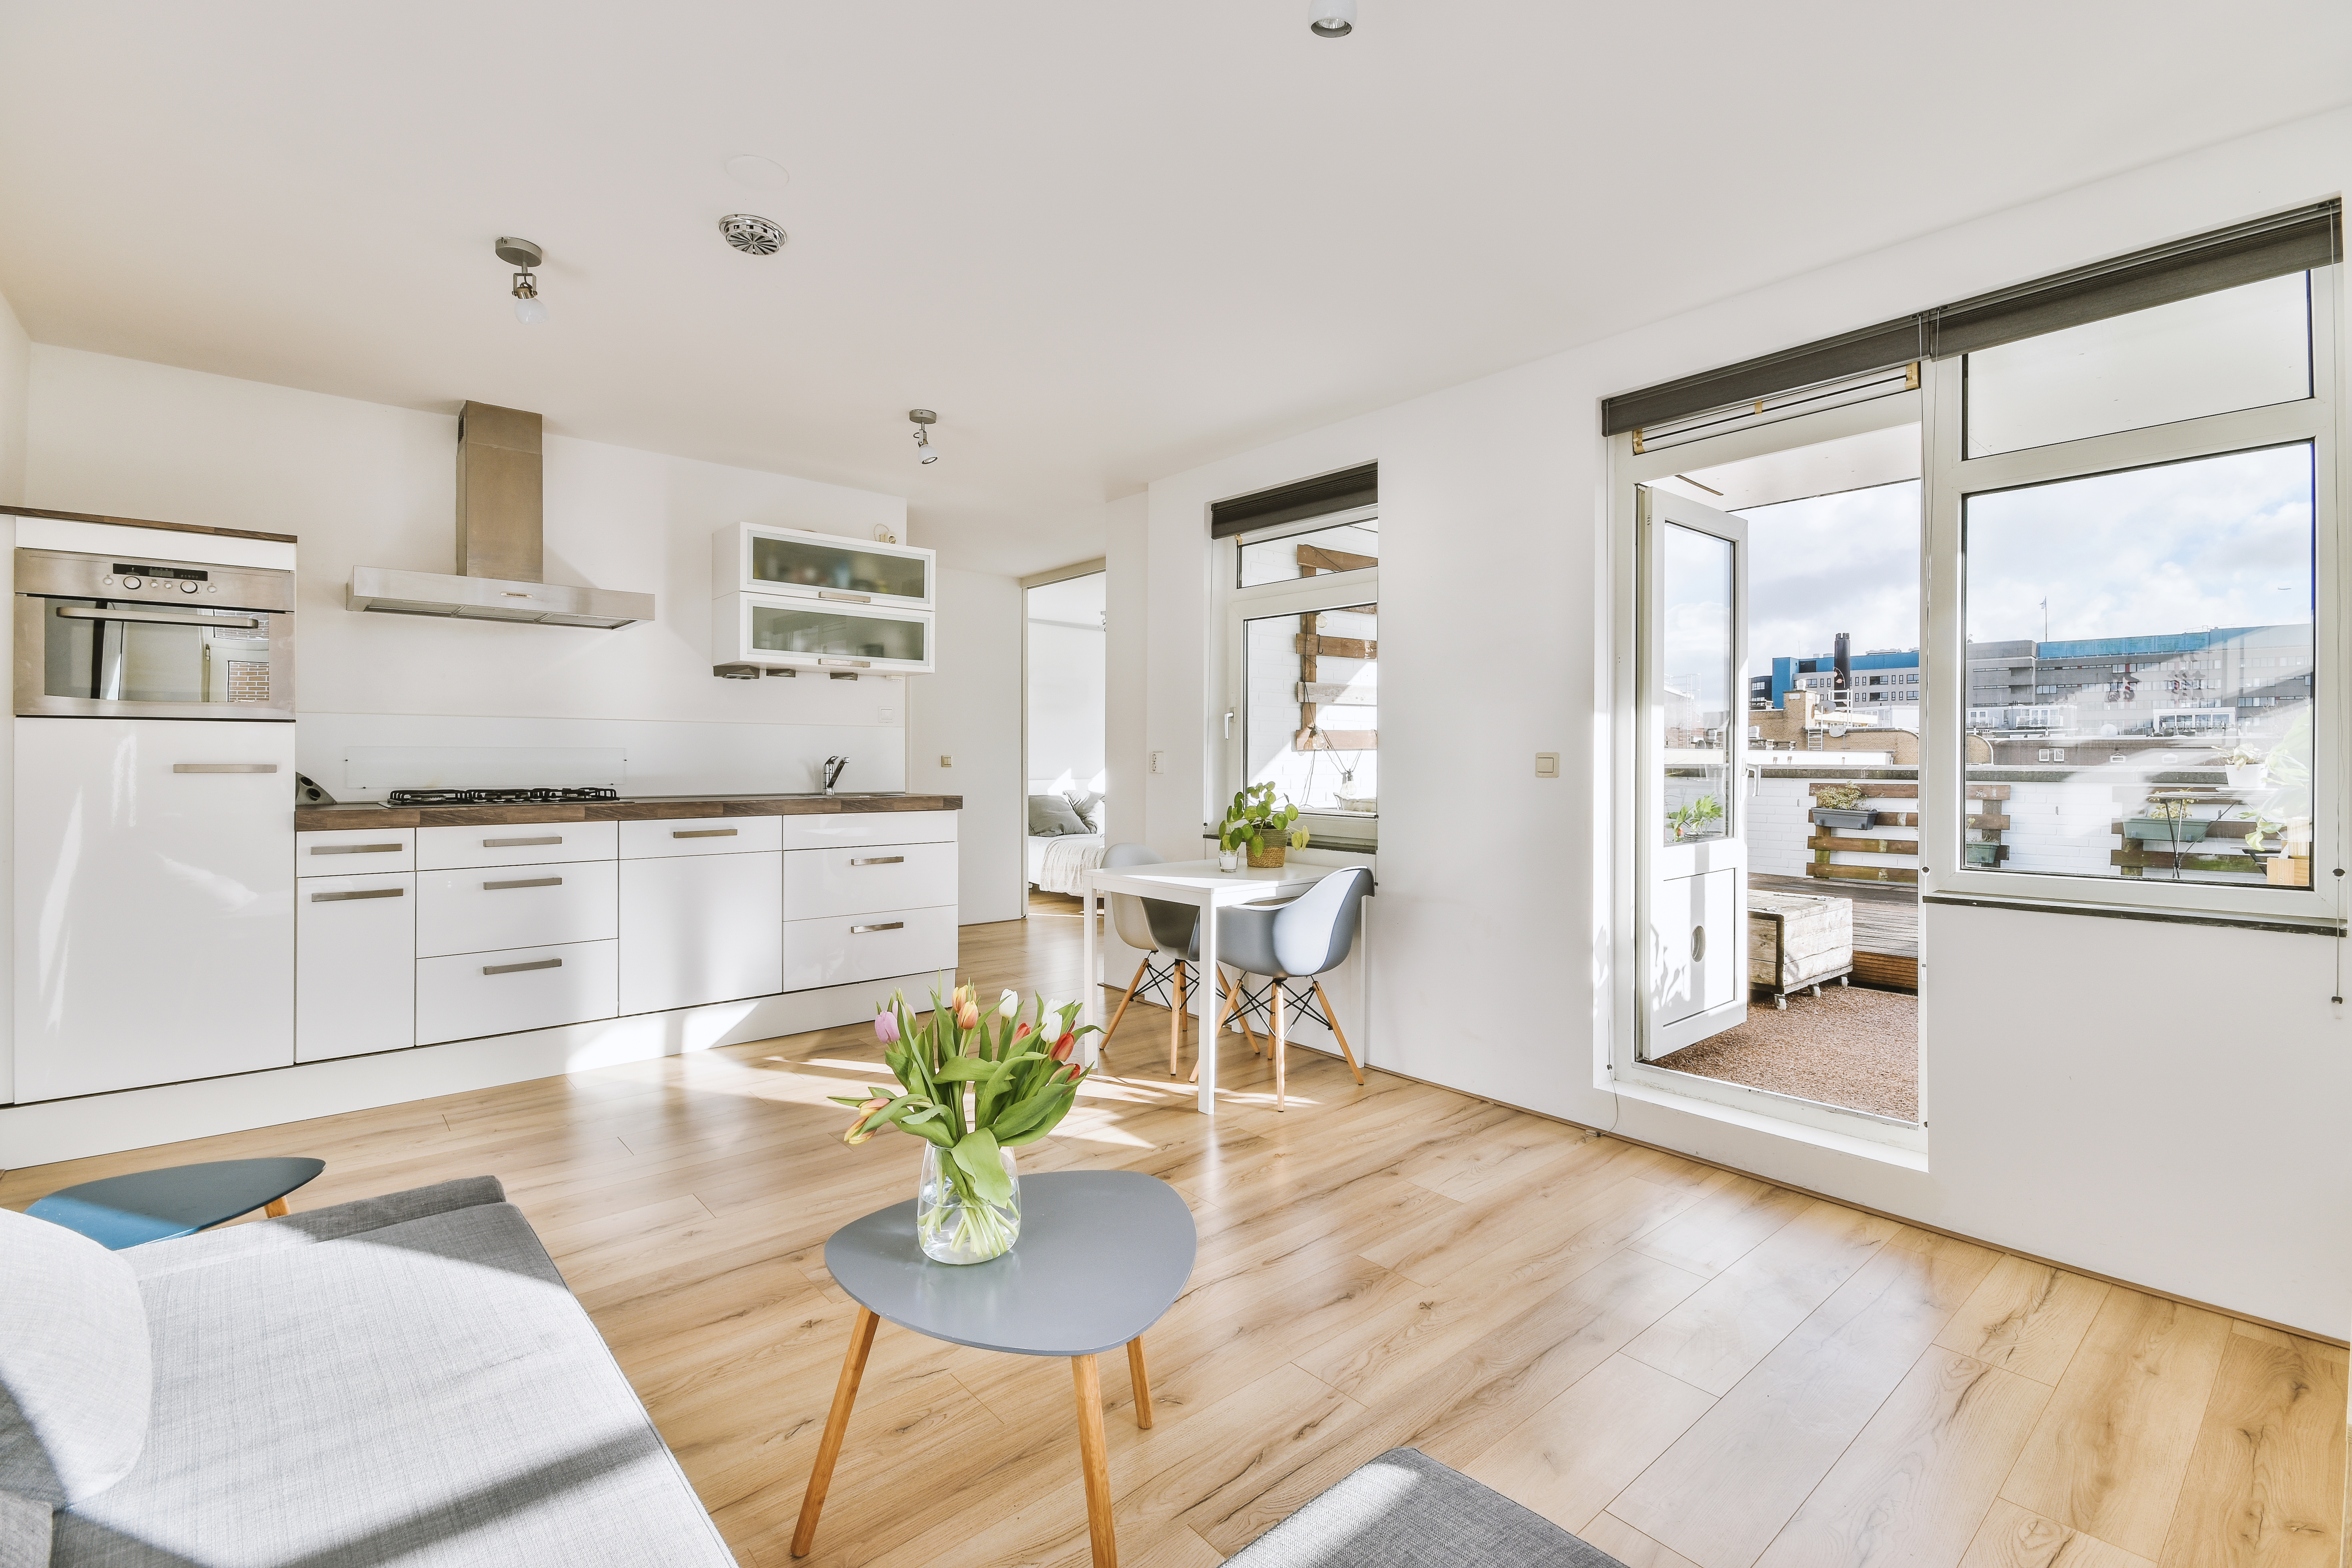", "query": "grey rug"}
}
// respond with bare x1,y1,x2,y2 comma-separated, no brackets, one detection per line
1225,1448,1628,1568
